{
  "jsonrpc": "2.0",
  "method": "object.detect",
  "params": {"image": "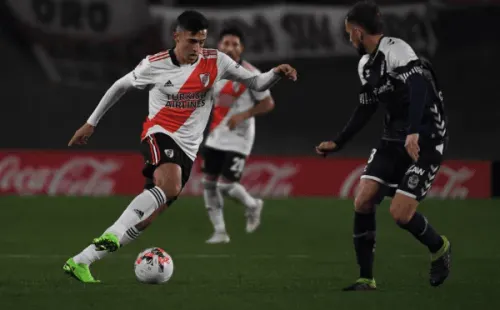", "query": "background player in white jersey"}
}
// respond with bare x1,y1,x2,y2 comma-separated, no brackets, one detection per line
201,27,275,244
63,10,297,283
